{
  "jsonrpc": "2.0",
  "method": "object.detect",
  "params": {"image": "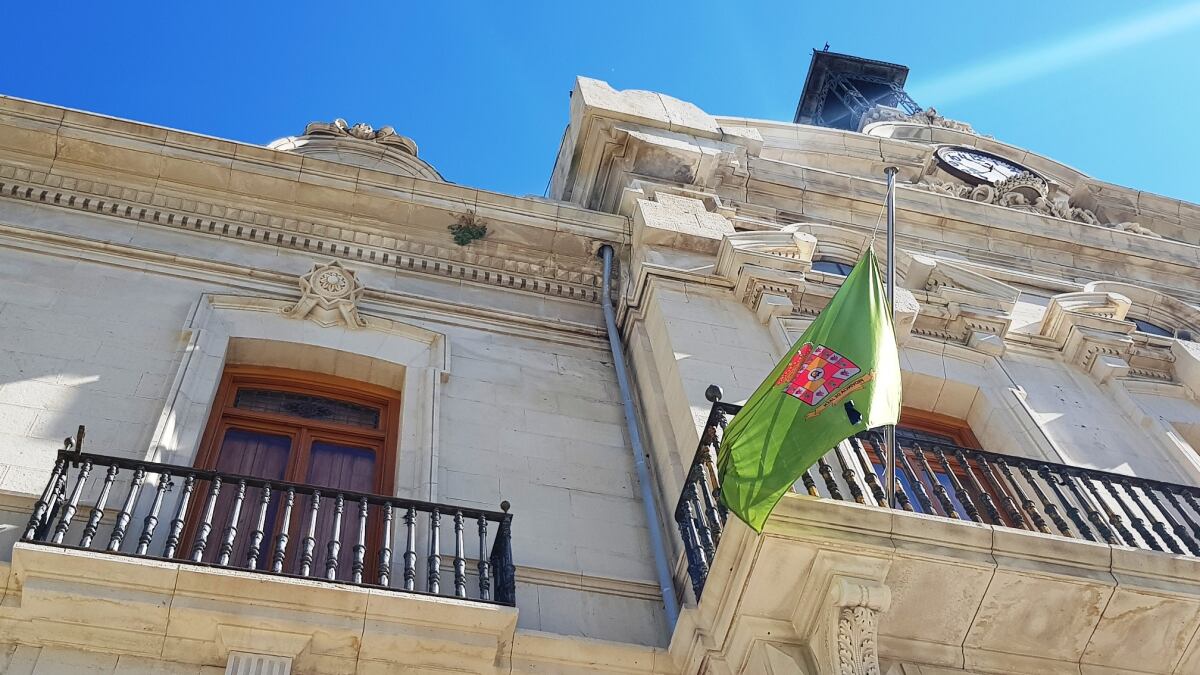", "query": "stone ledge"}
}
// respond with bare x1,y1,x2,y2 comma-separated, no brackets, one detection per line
671,495,1200,675
1,543,517,675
